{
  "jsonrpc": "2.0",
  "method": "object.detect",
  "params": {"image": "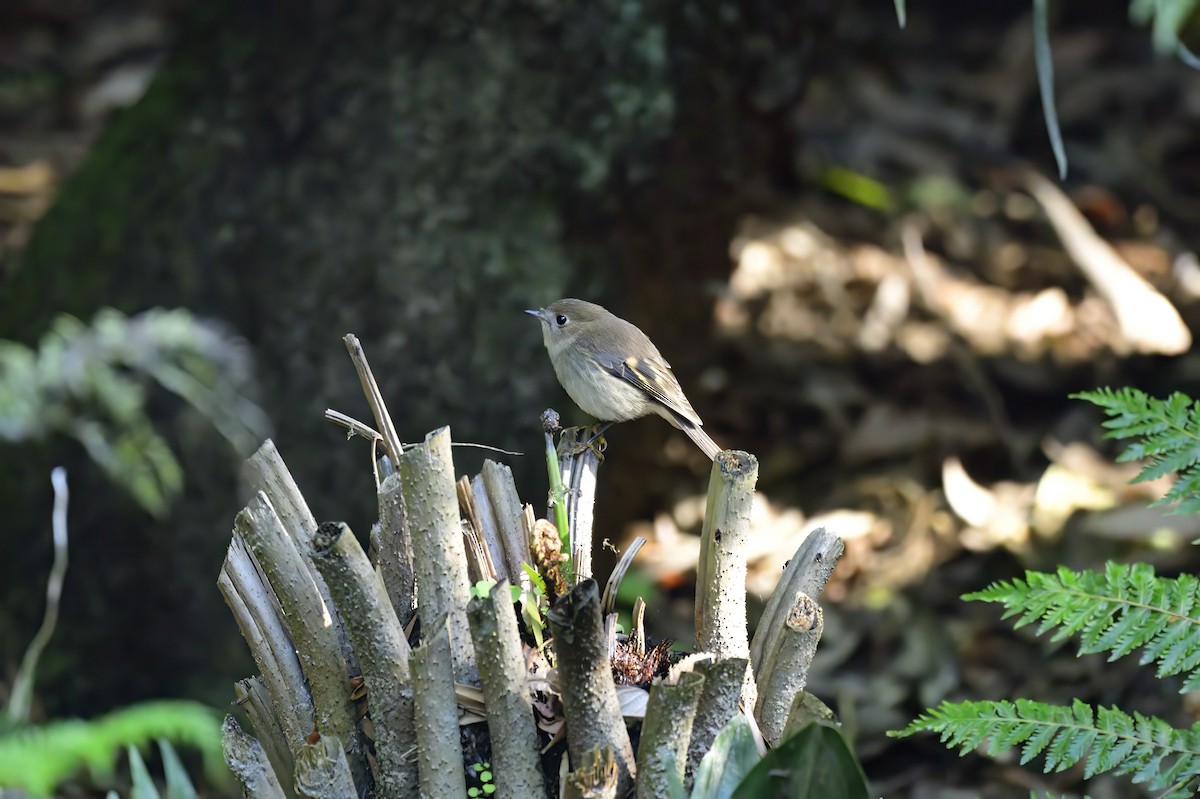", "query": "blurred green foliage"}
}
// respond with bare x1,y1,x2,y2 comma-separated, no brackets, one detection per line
0,701,227,797
0,307,268,517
